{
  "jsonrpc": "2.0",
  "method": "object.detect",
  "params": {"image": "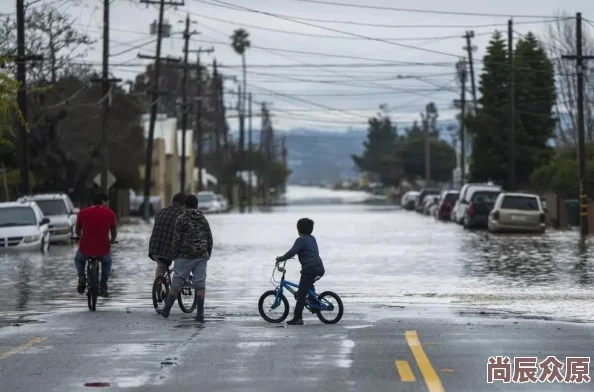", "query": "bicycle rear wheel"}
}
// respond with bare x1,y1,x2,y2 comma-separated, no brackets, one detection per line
87,263,99,311
177,283,196,313
152,276,170,313
258,290,289,323
316,291,343,324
